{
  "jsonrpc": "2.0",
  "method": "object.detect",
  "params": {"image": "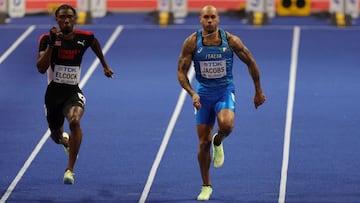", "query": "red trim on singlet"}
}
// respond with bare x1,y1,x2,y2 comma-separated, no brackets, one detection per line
74,30,93,36
38,30,92,45
38,33,49,45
